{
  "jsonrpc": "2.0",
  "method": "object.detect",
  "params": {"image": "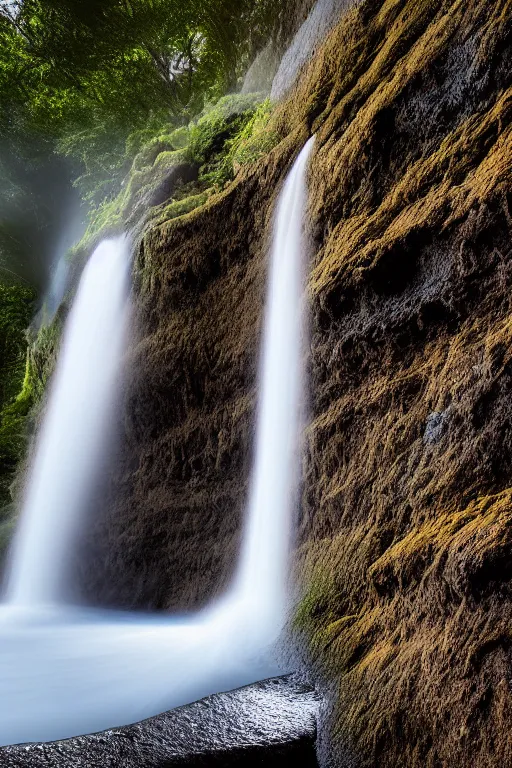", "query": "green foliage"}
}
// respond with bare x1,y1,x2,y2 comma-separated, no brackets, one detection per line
73,92,276,253
0,284,35,410
187,92,268,188
0,0,281,214
0,282,35,508
188,94,264,164
0,308,62,506
0,303,62,556
0,356,35,468
228,99,279,167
